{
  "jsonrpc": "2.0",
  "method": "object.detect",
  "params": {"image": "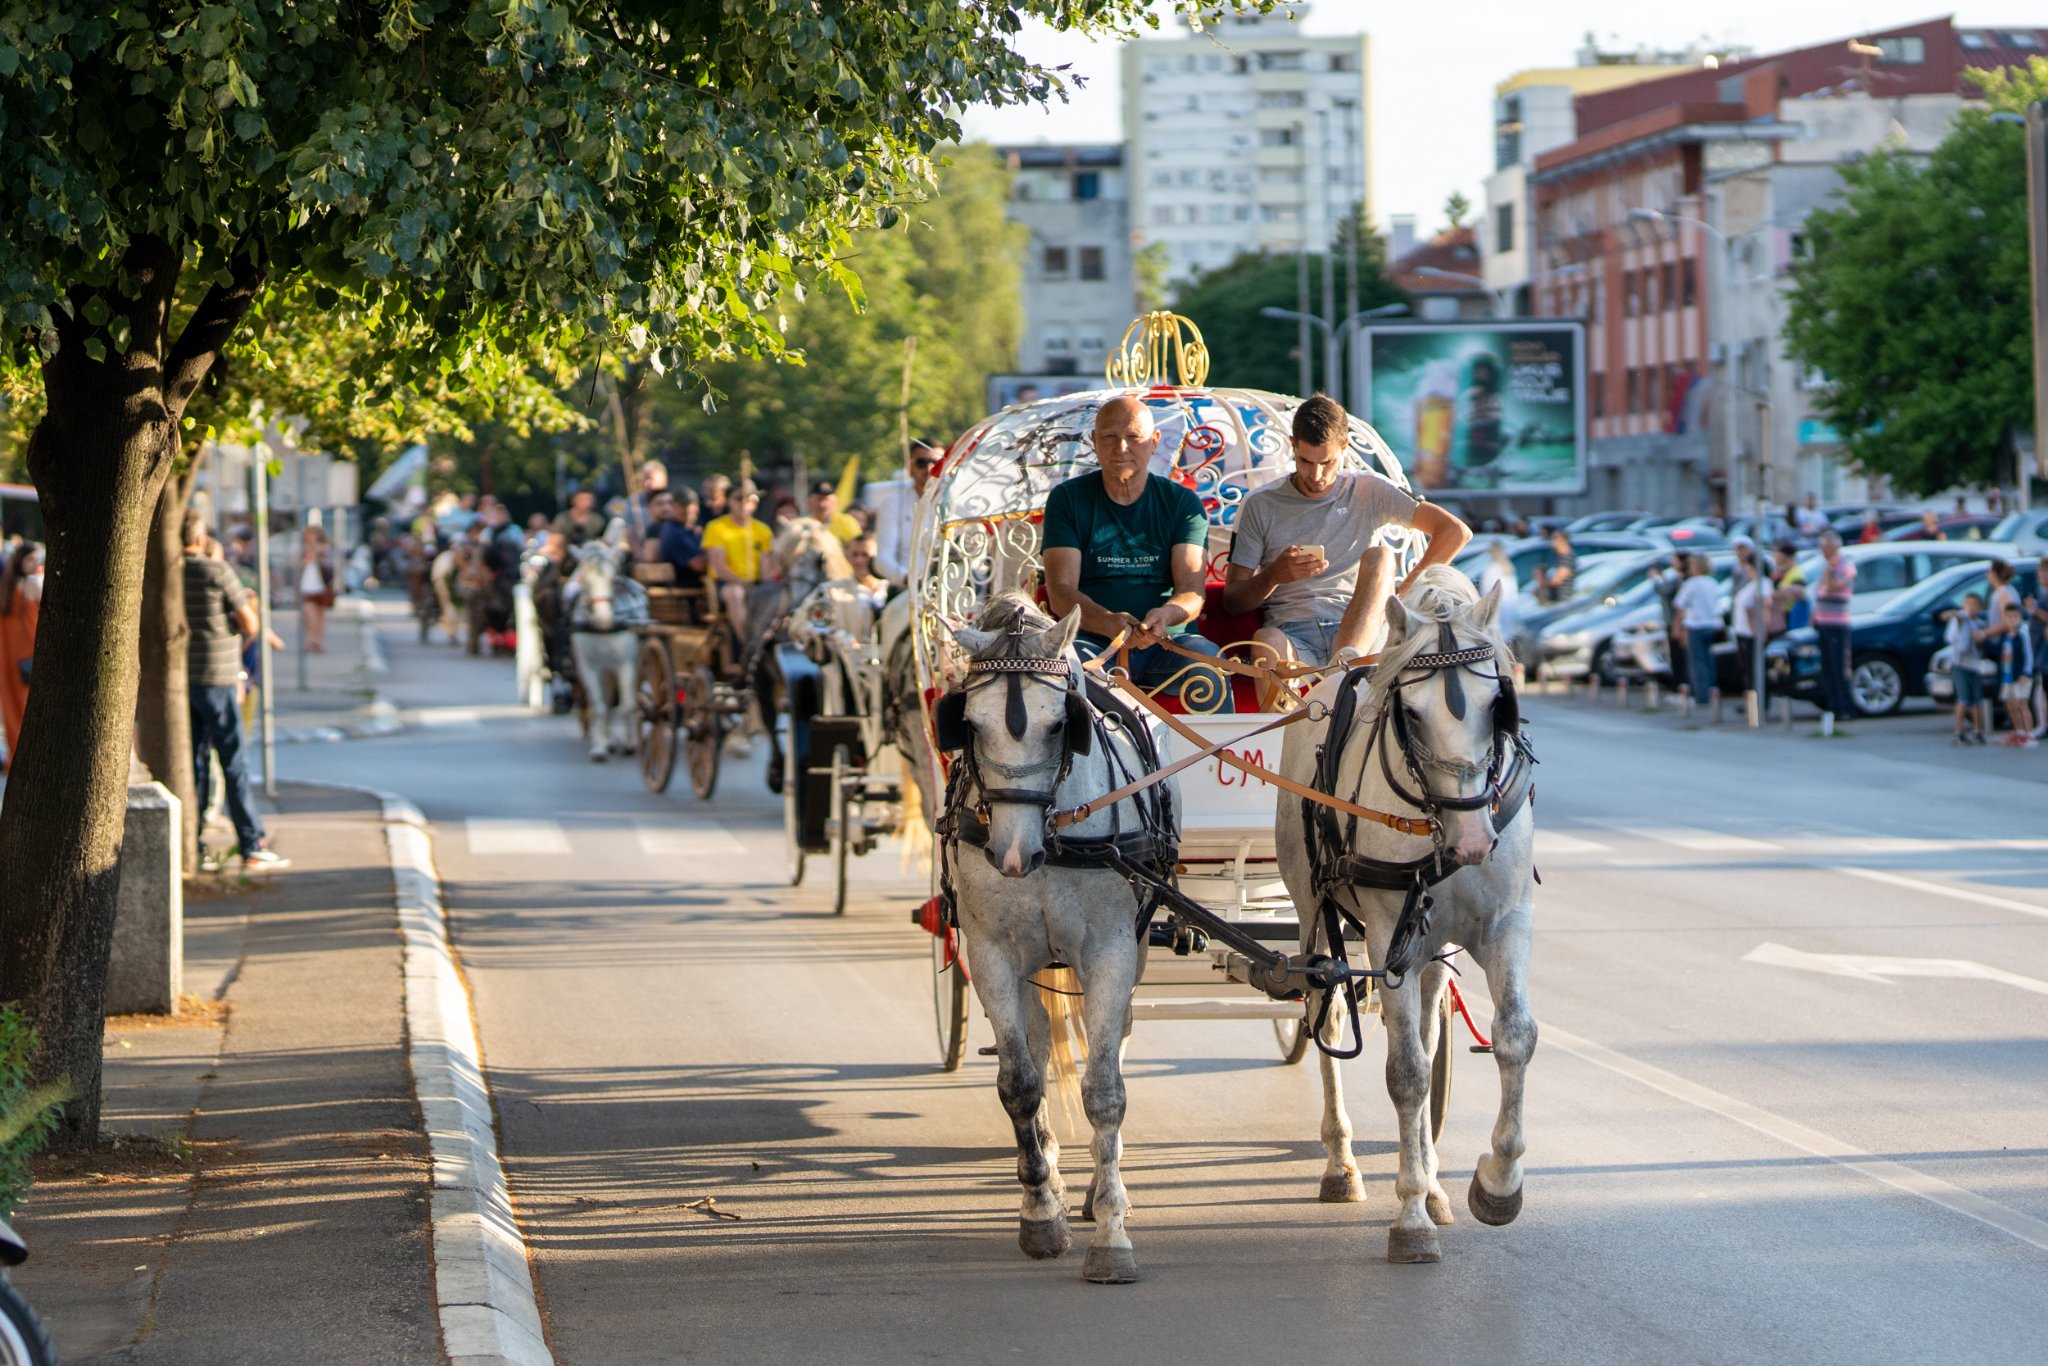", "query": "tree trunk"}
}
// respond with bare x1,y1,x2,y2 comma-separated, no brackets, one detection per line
0,236,256,1148
135,468,198,869
0,322,178,1147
